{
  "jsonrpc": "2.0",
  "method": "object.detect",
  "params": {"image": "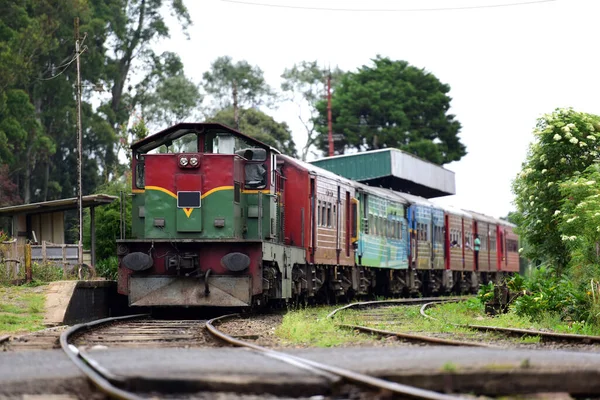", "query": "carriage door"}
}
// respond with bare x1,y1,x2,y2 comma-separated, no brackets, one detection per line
309,176,316,263
358,192,368,262
336,186,341,263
